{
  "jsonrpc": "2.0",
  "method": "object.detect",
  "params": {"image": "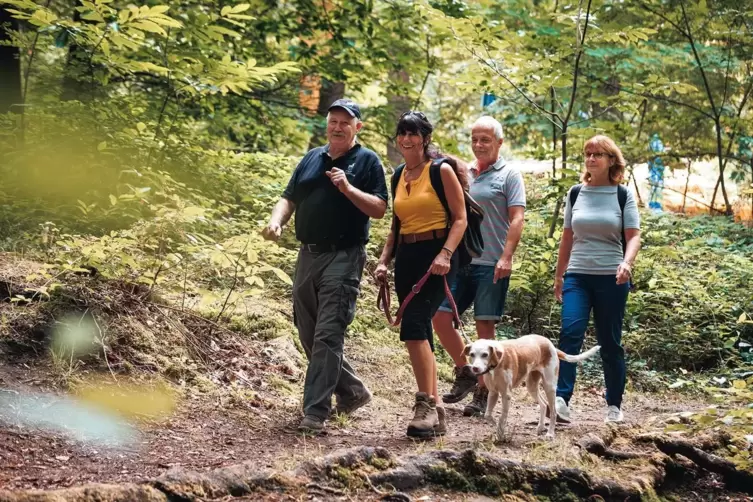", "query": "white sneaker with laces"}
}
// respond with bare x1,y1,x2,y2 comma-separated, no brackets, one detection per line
555,396,571,423
605,405,624,423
